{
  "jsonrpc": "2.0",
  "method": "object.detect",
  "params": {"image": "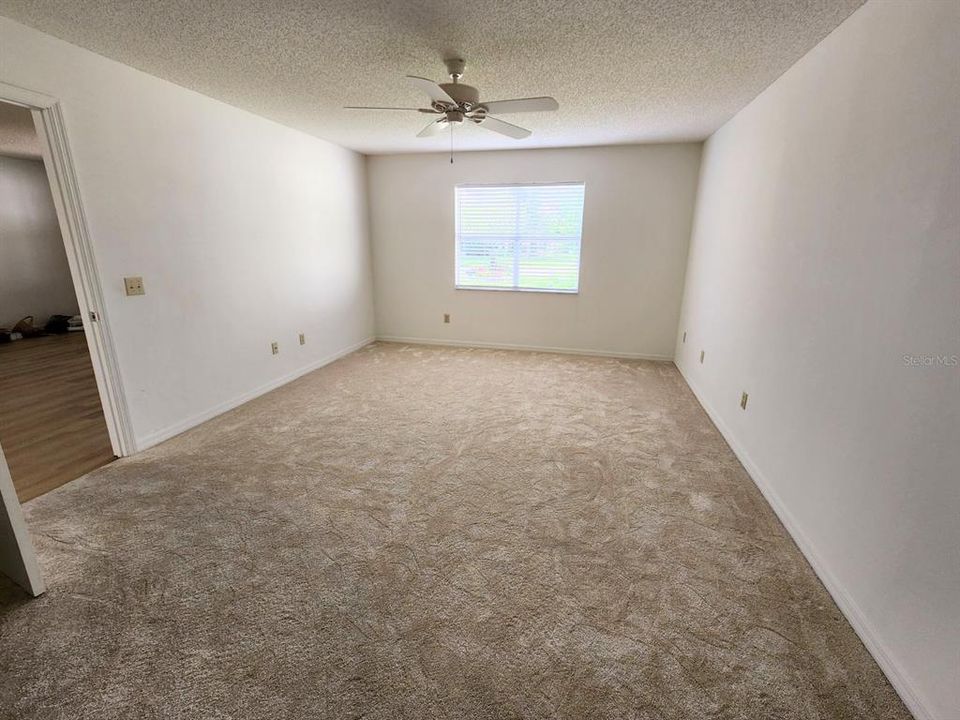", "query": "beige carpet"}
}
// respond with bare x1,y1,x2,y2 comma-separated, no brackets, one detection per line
0,342,910,719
